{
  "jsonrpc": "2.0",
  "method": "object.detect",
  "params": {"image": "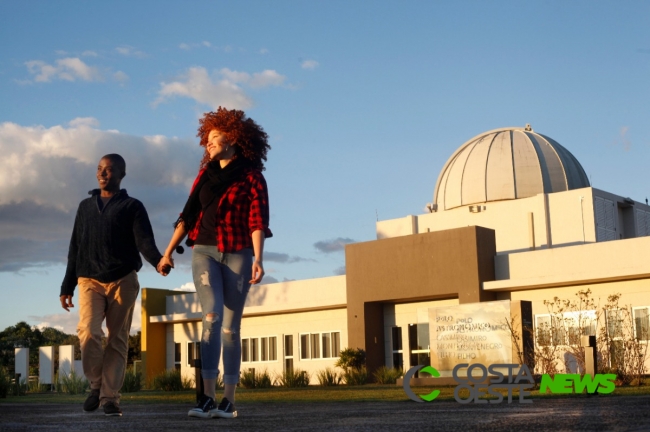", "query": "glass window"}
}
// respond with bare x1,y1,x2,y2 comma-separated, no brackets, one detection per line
251,338,259,362
242,338,249,362
187,342,195,367
300,334,309,360
261,337,269,361
391,327,402,351
285,335,293,357
607,309,625,339
634,307,650,341
310,333,321,359
174,343,181,371
331,332,340,357
269,336,277,361
322,333,331,358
